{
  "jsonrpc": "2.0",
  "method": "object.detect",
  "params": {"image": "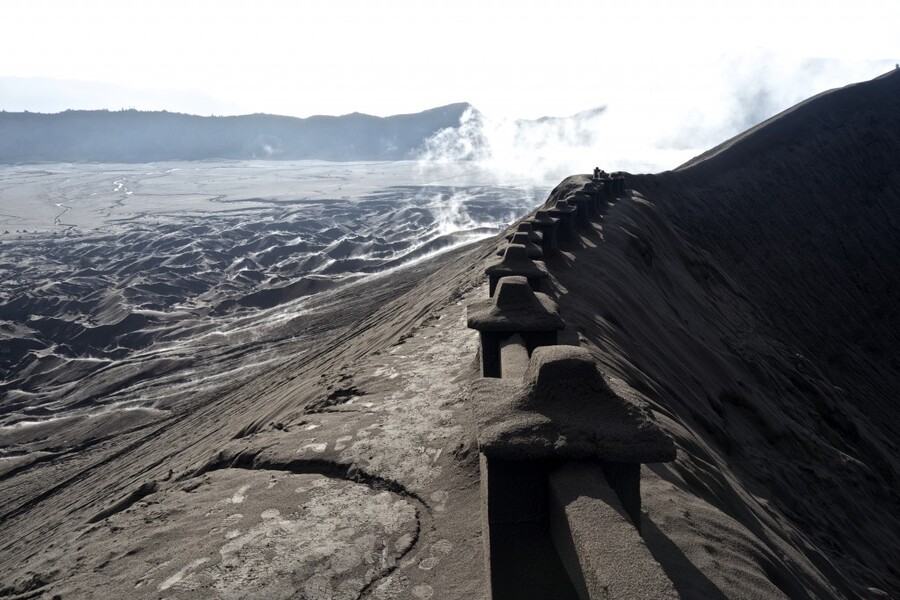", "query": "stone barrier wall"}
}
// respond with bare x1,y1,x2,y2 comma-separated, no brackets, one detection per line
466,171,679,599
